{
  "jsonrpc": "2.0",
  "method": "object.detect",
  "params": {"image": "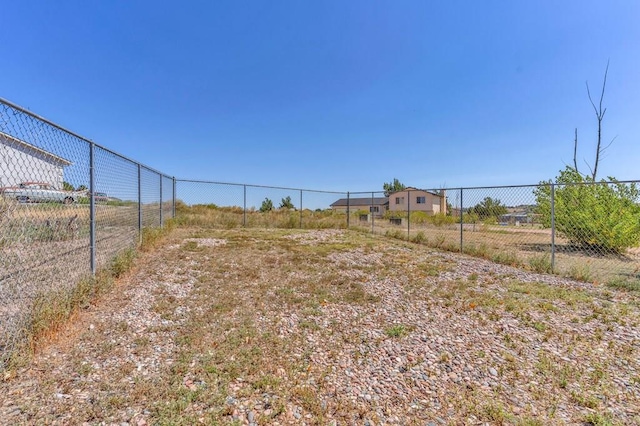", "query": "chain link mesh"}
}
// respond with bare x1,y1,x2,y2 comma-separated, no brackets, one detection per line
2,96,639,369
0,99,175,367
